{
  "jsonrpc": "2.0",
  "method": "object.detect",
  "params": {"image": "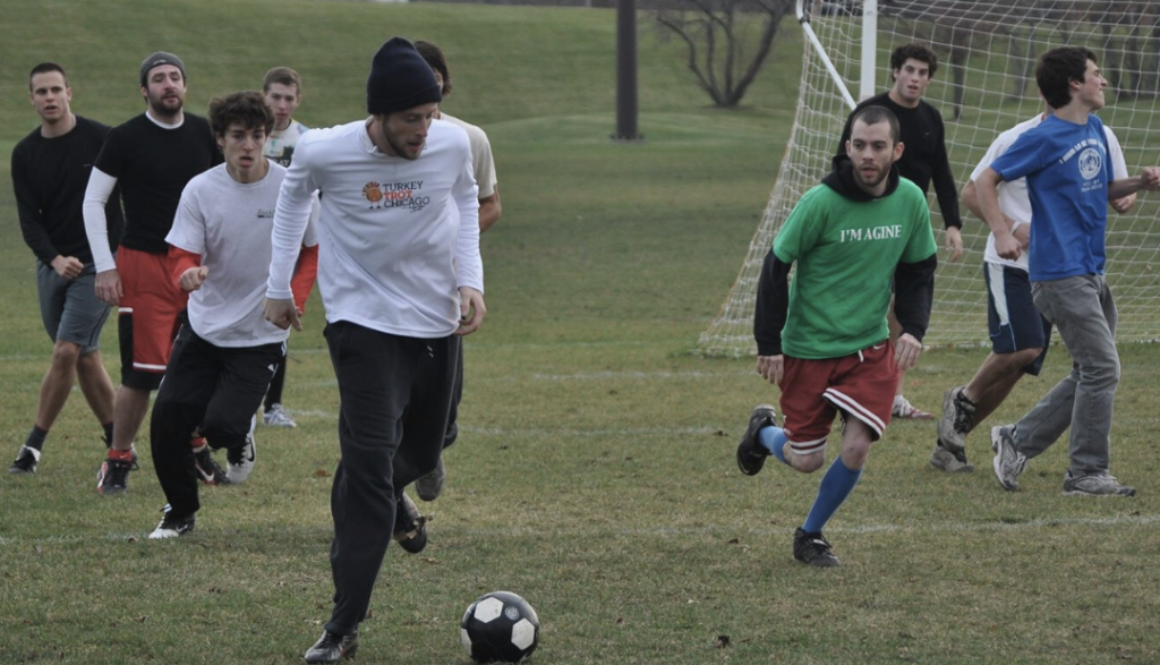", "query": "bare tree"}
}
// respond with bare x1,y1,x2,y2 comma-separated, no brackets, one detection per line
654,0,794,107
